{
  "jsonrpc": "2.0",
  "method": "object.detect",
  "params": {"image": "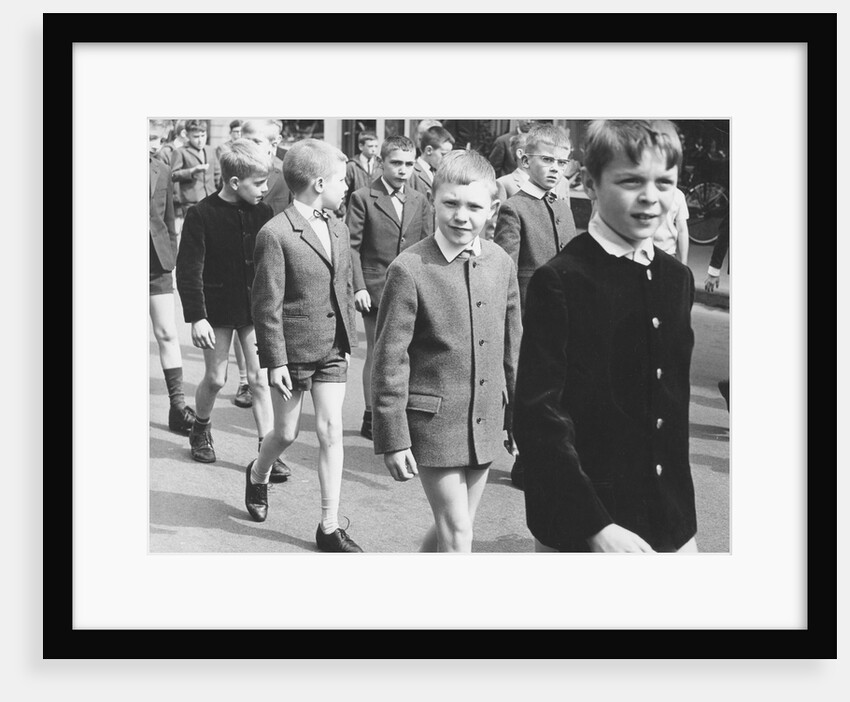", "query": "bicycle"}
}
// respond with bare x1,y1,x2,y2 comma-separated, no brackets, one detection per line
679,161,729,246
